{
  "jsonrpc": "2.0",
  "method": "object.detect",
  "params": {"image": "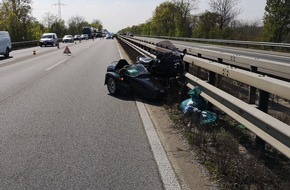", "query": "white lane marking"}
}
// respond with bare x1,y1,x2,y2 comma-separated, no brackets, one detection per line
135,97,181,190
46,59,67,71
115,40,124,59
116,41,180,189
